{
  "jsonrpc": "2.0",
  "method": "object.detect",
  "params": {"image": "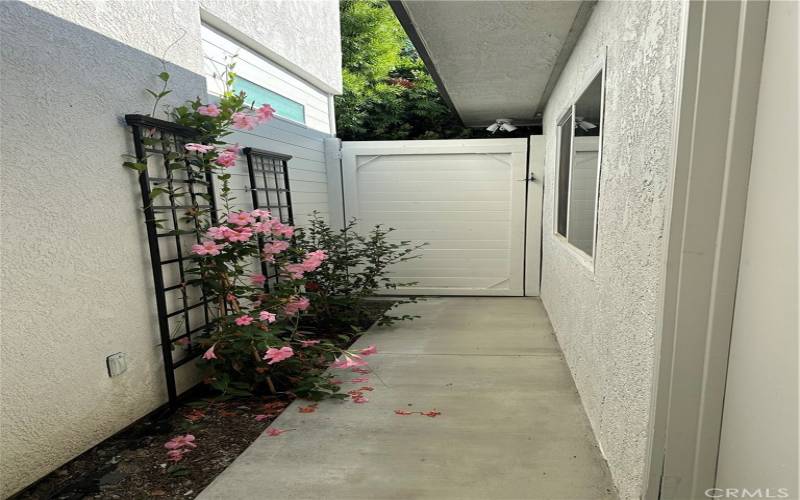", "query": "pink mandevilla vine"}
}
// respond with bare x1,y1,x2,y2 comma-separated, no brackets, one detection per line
128,61,373,403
